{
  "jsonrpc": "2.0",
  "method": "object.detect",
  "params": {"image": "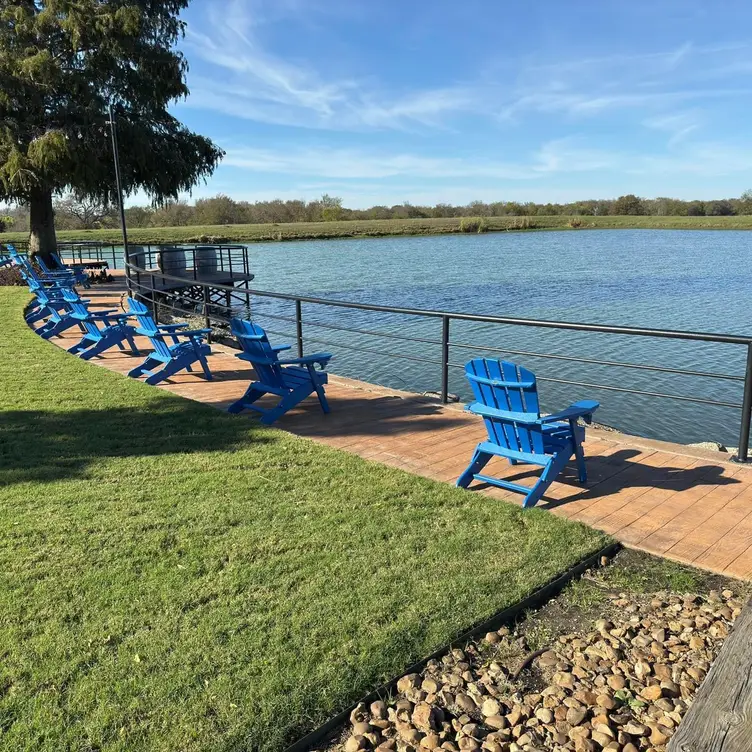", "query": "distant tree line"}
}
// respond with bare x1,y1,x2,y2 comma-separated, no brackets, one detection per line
3,191,752,231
